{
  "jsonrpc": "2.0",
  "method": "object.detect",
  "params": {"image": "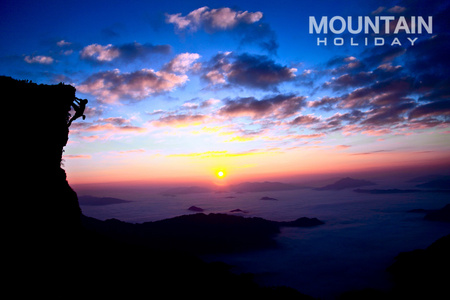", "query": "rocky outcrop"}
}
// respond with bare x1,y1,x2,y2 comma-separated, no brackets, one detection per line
4,76,81,238
386,234,450,299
